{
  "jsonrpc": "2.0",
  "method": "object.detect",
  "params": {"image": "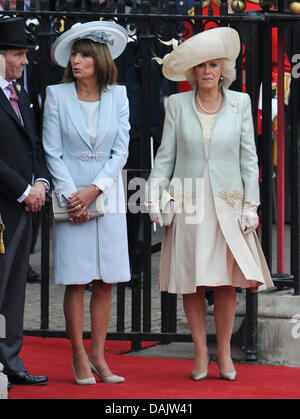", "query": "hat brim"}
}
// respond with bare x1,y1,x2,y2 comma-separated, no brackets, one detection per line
0,37,37,50
162,27,240,82
51,21,128,68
